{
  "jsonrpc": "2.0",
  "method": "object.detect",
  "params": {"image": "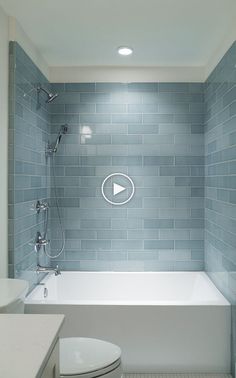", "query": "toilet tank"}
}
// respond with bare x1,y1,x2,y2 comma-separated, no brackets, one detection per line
0,279,29,313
